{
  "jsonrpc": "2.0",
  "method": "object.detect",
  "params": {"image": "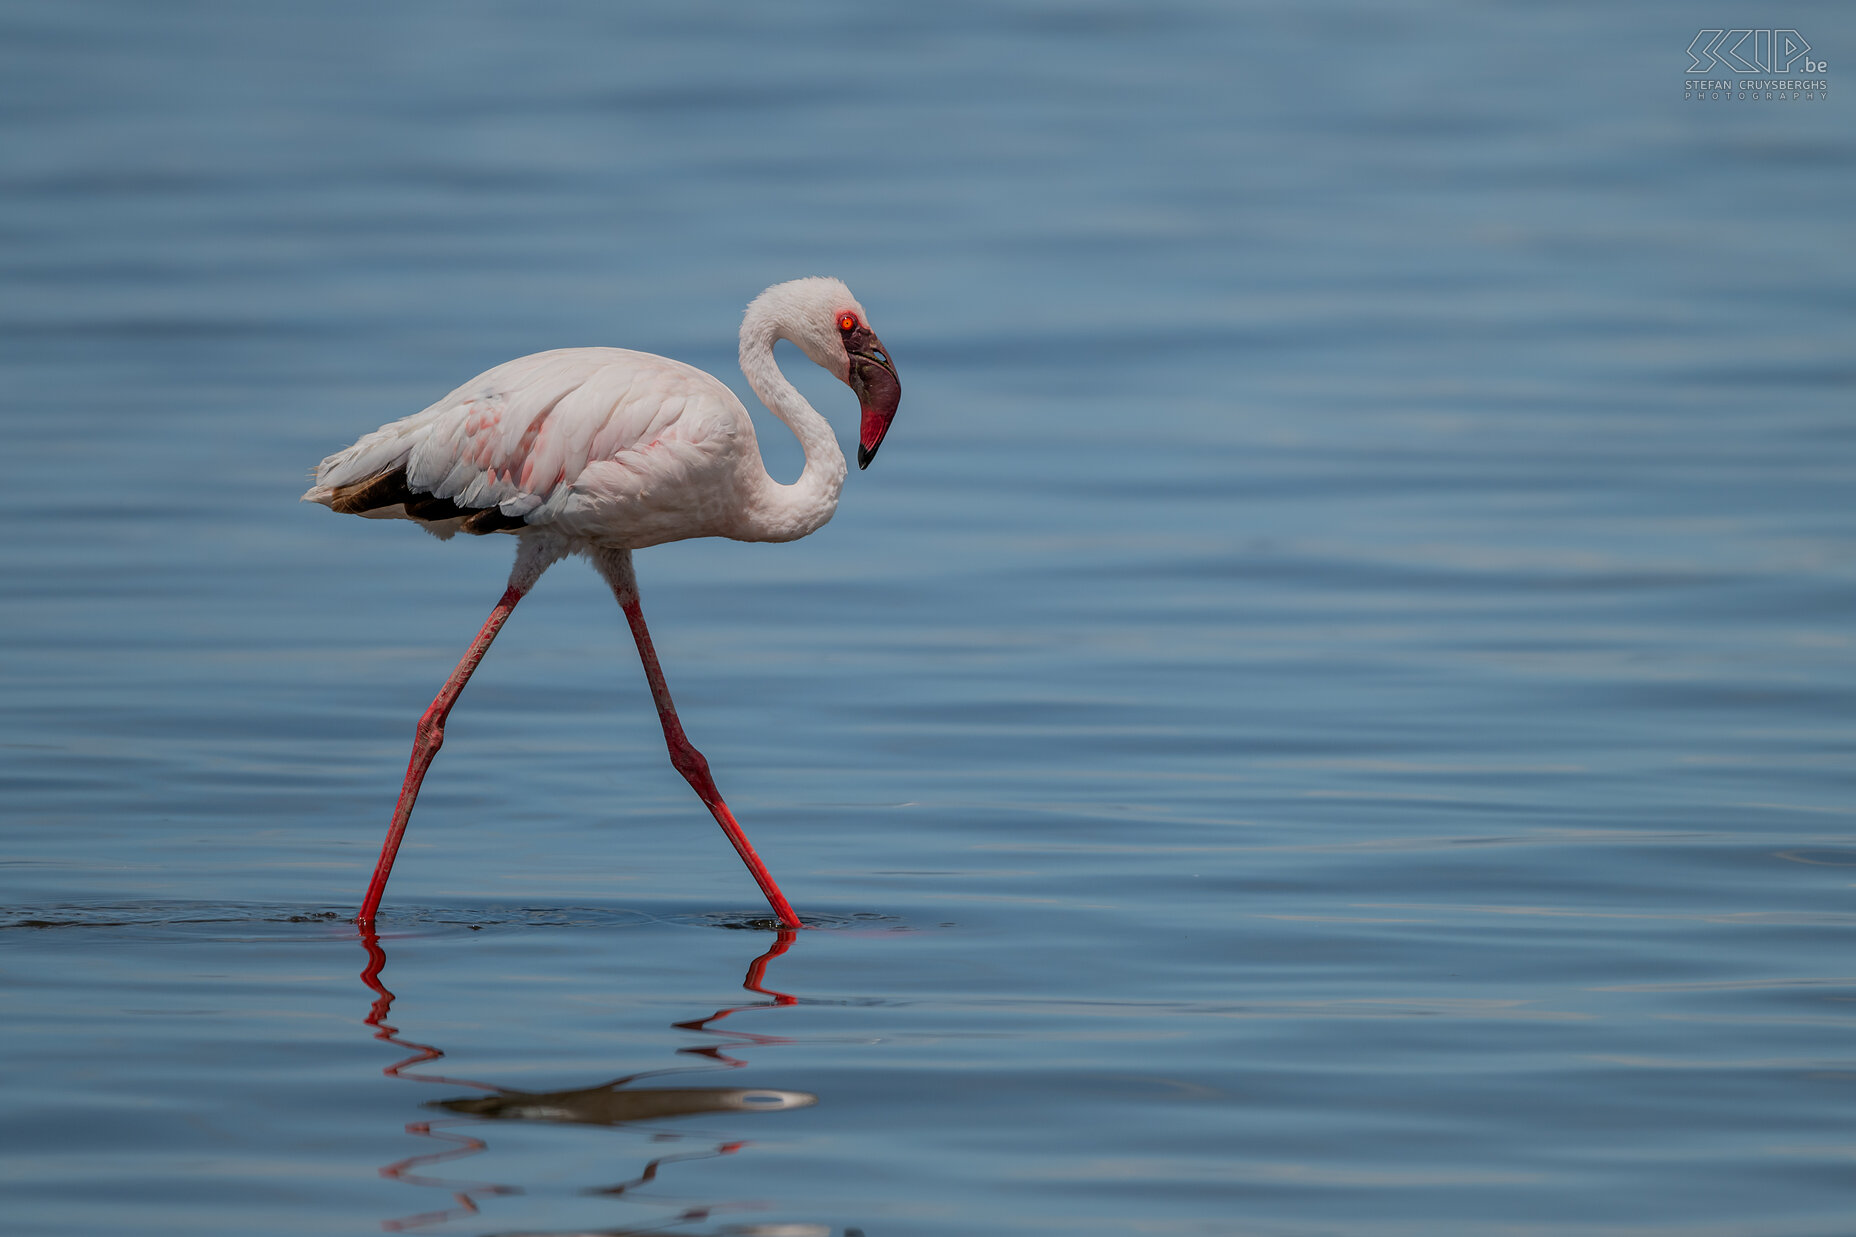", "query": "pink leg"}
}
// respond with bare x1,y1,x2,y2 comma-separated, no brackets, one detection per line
601,561,801,928
357,584,528,926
